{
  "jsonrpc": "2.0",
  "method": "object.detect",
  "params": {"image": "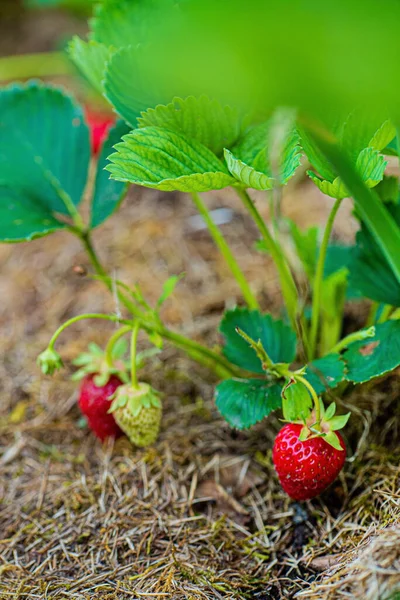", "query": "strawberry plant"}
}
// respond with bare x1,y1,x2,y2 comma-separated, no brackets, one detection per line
2,0,400,500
